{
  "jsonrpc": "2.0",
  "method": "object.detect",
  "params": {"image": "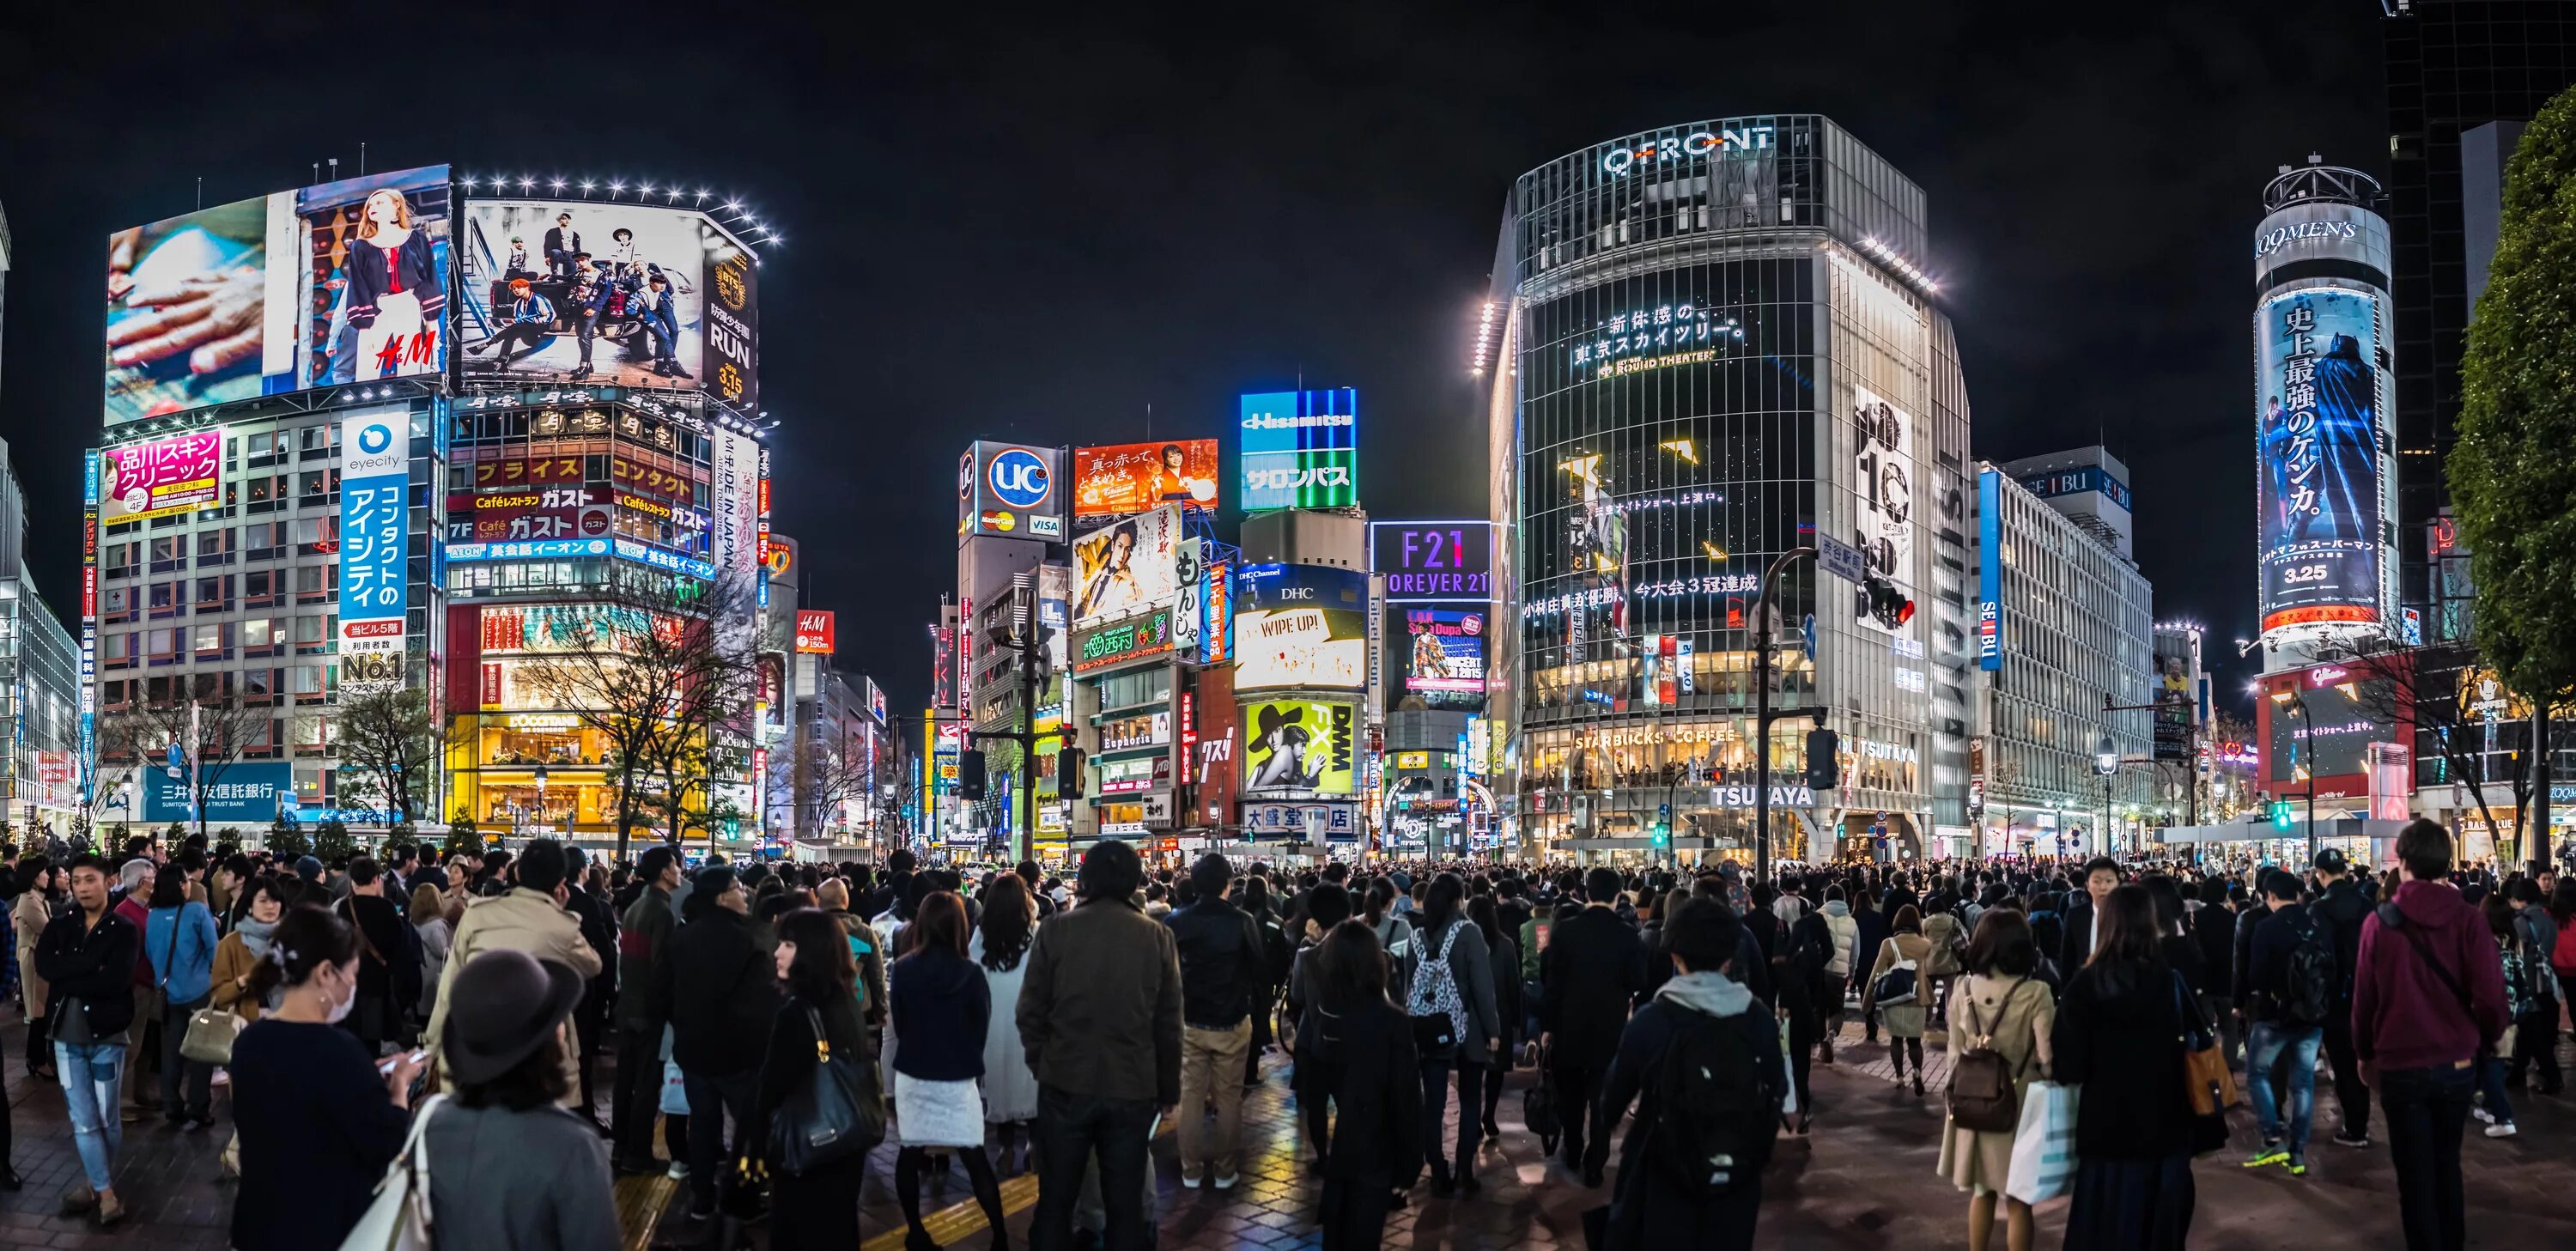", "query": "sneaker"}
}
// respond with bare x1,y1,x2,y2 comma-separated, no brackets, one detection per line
2244,1143,2289,1169
2286,1155,2308,1177
665,1161,690,1181
2331,1129,2370,1148
94,1192,125,1228
2487,1121,2518,1138
1212,1174,1239,1191
59,1183,95,1215
1180,1172,1202,1190
2473,1106,2495,1124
